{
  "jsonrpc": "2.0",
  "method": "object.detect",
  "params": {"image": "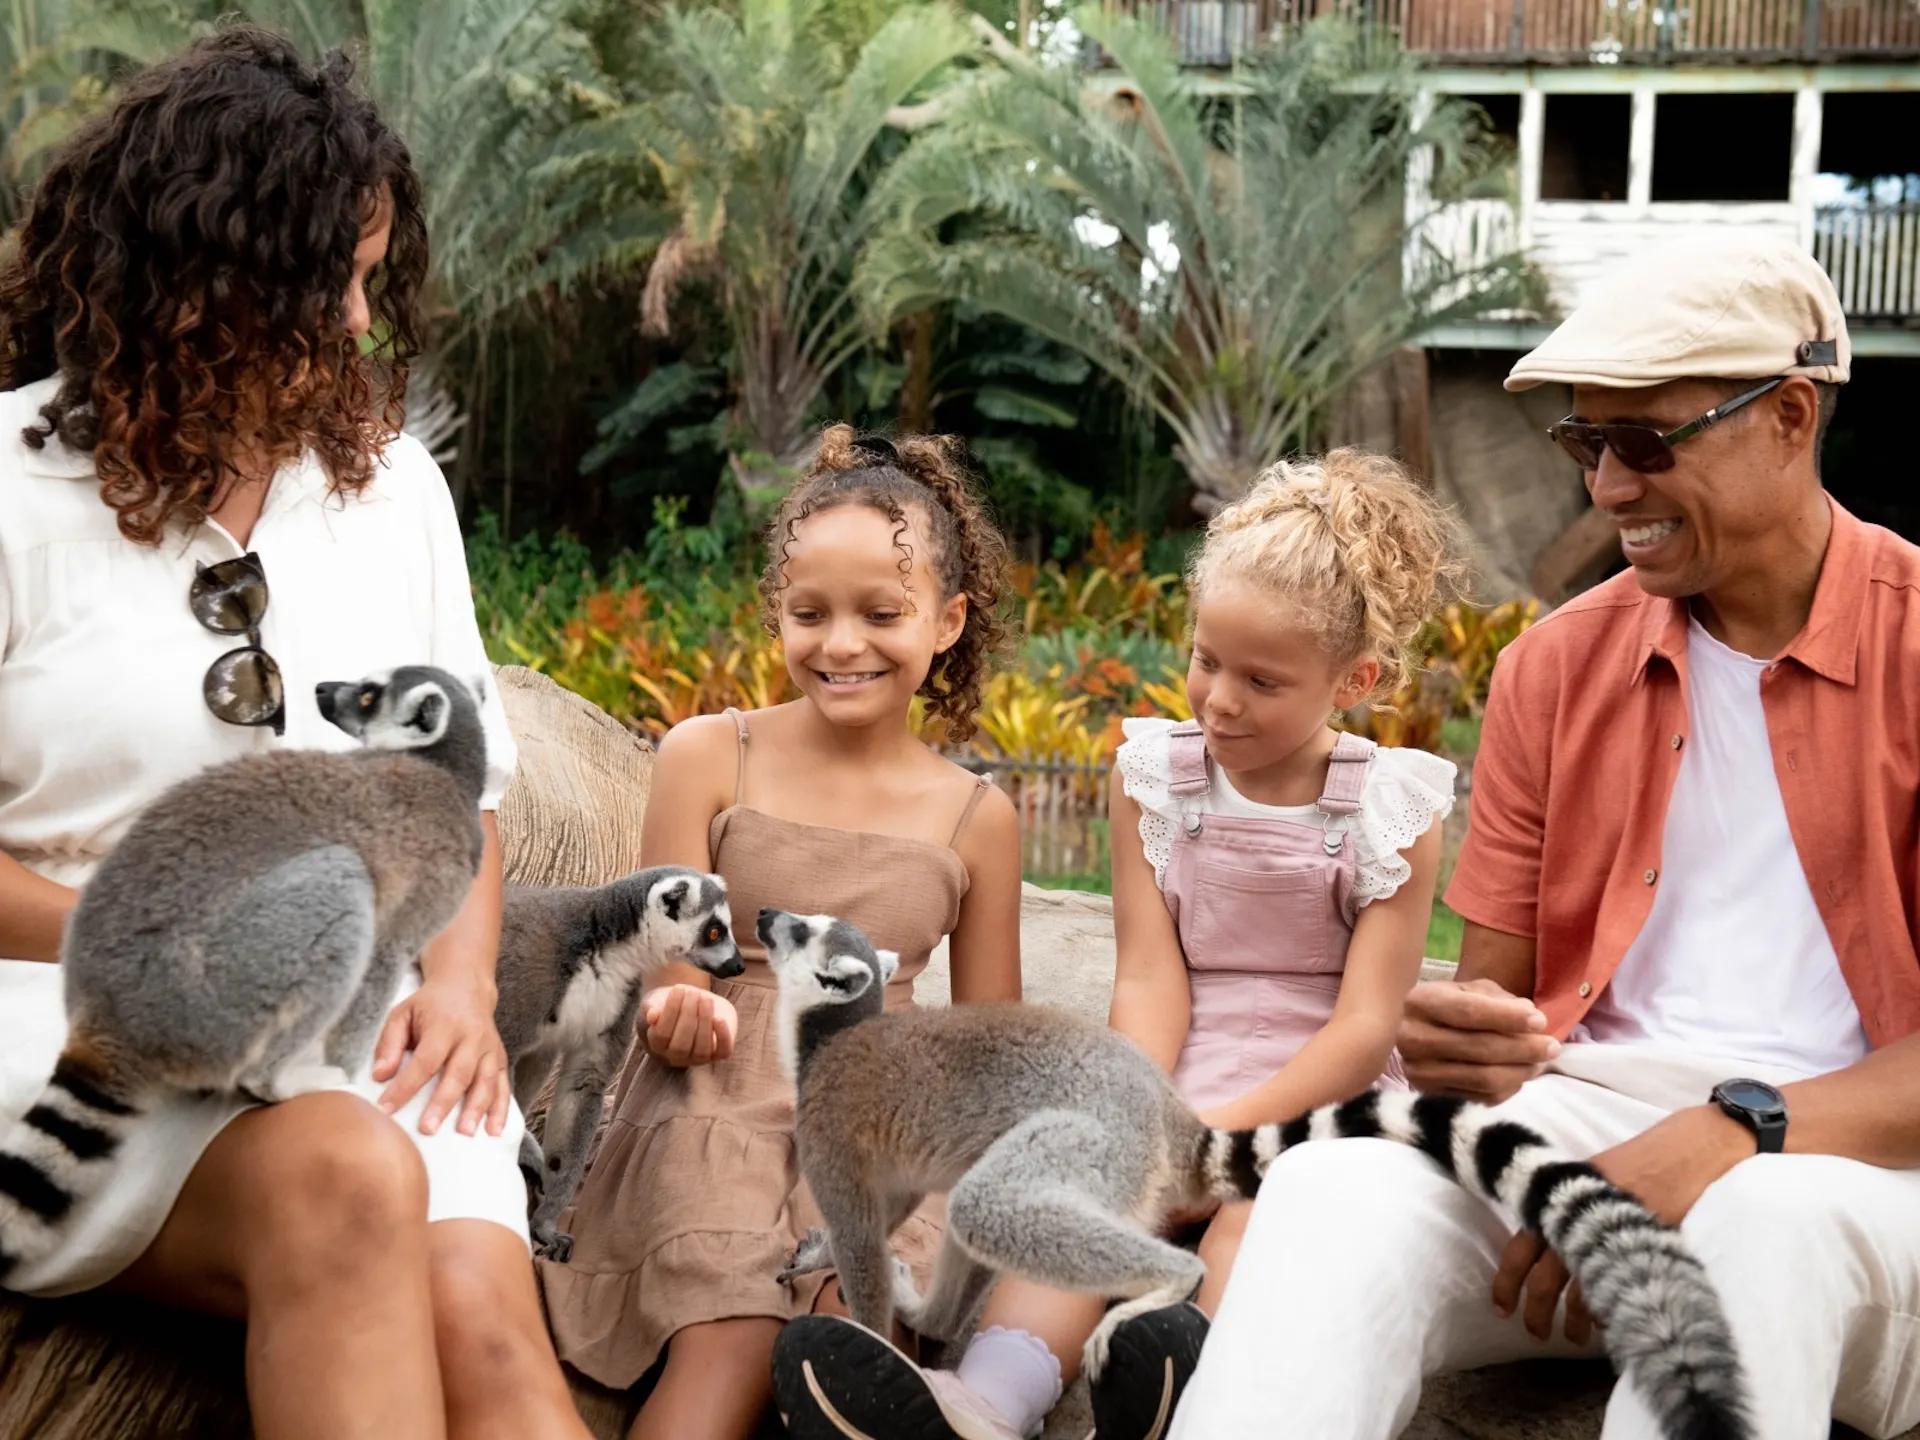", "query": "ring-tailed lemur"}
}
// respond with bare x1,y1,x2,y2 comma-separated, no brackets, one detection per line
0,666,491,1286
495,866,744,1259
762,909,1752,1440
